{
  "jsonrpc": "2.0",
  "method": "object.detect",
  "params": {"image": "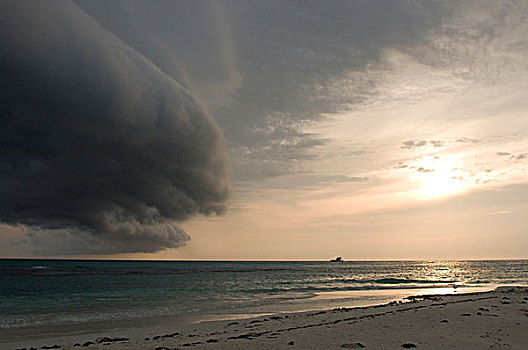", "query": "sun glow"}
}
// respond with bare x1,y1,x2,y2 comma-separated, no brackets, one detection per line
412,155,467,199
